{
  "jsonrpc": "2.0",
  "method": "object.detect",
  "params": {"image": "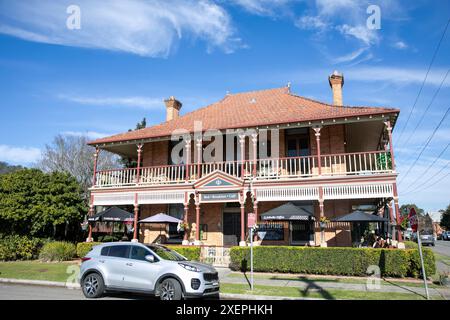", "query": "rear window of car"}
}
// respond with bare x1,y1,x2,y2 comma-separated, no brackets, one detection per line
100,246,110,256
108,245,130,258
